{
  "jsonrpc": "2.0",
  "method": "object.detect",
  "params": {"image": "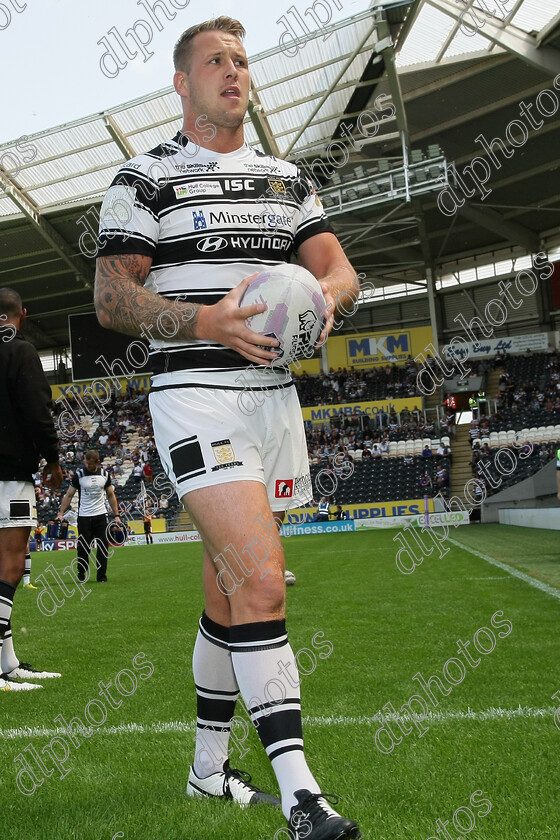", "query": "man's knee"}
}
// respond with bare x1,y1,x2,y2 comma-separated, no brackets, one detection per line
236,567,286,613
